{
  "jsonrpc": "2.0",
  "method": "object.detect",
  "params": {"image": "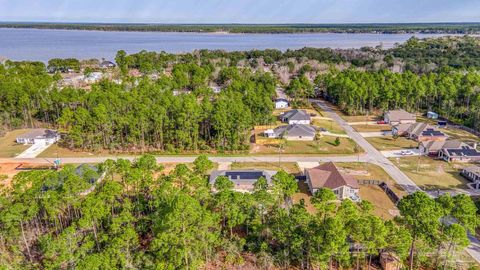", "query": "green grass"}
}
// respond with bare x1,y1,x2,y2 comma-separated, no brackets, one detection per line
254,137,360,155
312,118,346,134
389,156,471,190
0,130,31,158
442,127,480,141
366,136,419,150
230,162,301,174
352,124,391,132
